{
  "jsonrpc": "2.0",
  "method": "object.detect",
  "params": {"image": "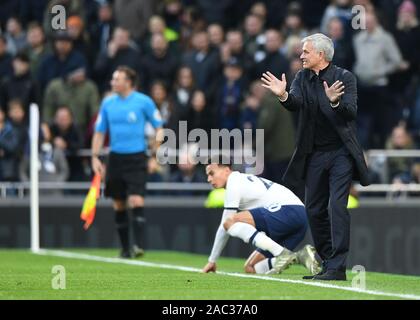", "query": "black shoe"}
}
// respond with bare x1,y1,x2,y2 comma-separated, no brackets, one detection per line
119,249,132,259
313,270,346,281
302,268,326,280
